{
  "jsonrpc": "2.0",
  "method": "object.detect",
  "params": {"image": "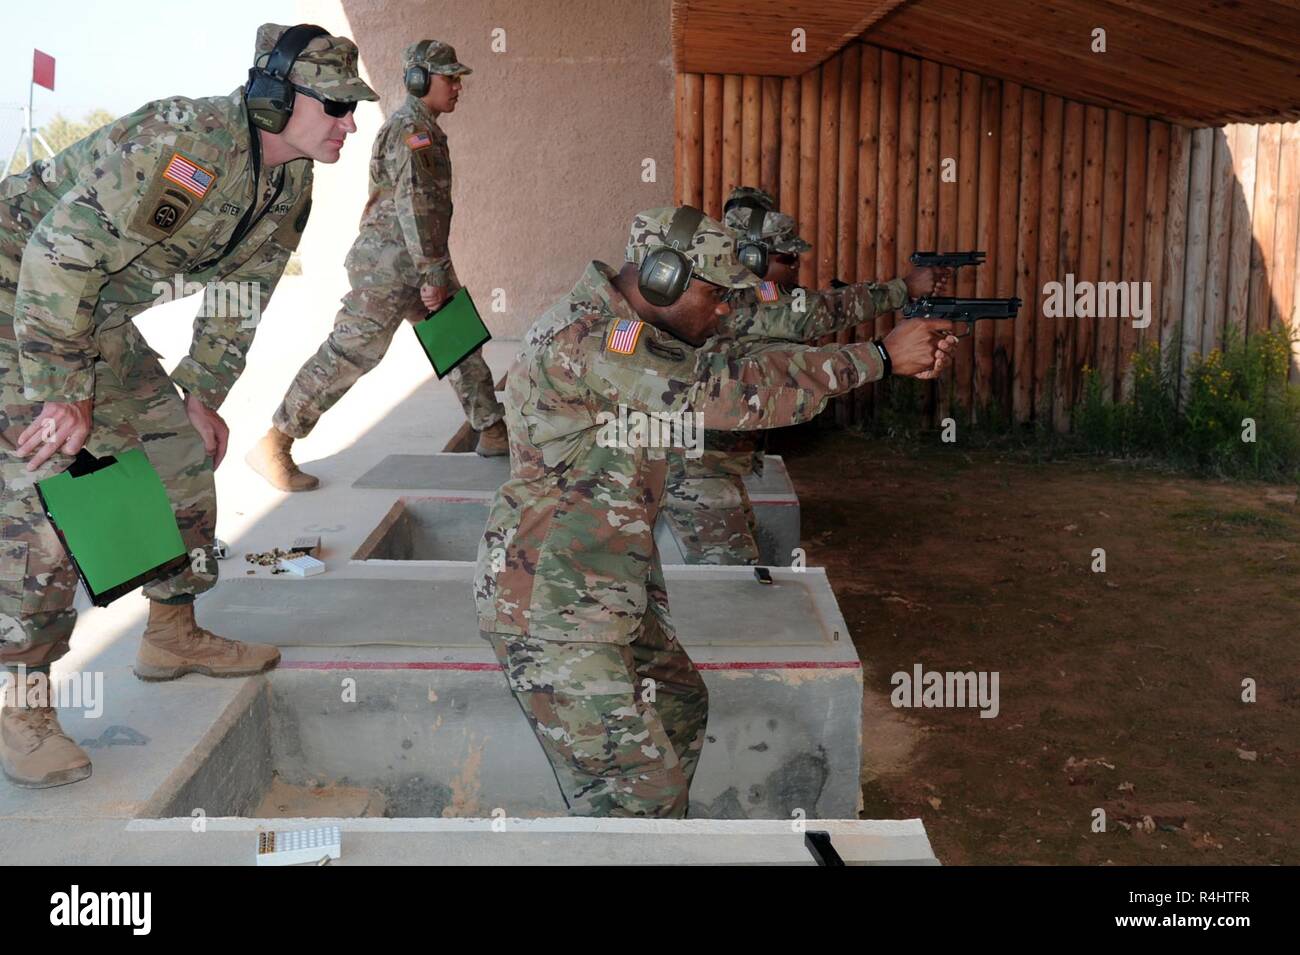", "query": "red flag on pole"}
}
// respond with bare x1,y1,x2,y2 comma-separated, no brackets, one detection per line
33,50,56,91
